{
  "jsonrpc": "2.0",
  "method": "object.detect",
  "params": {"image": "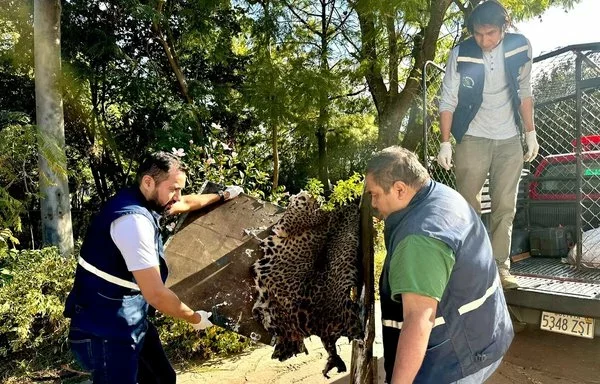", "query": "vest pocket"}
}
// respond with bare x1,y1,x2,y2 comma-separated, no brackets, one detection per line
423,338,455,368
97,292,142,302
451,105,475,142
420,338,459,381
68,337,93,371
426,338,451,353
95,292,147,326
